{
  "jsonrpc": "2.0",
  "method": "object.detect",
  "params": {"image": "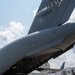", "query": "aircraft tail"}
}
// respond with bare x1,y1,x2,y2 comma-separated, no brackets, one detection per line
60,62,65,70
28,0,75,34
